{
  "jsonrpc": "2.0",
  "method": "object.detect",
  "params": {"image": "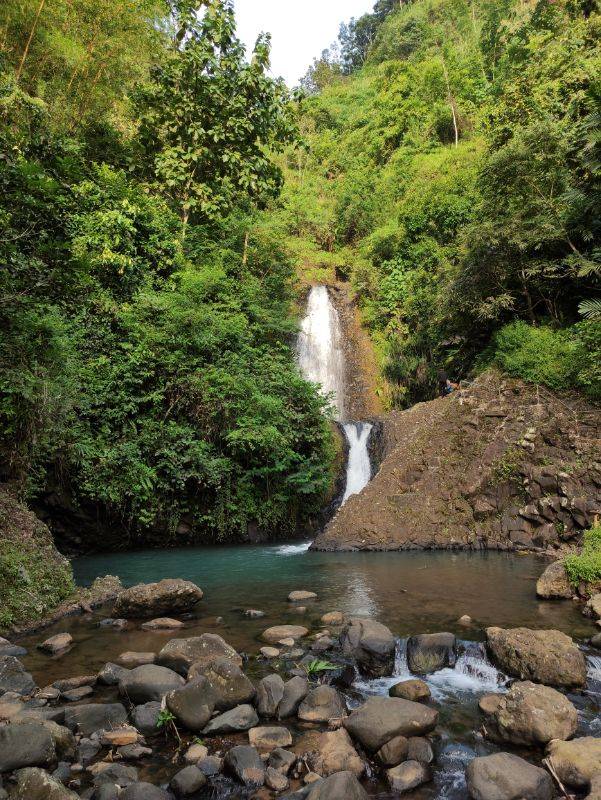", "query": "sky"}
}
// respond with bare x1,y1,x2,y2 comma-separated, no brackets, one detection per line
234,0,375,86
